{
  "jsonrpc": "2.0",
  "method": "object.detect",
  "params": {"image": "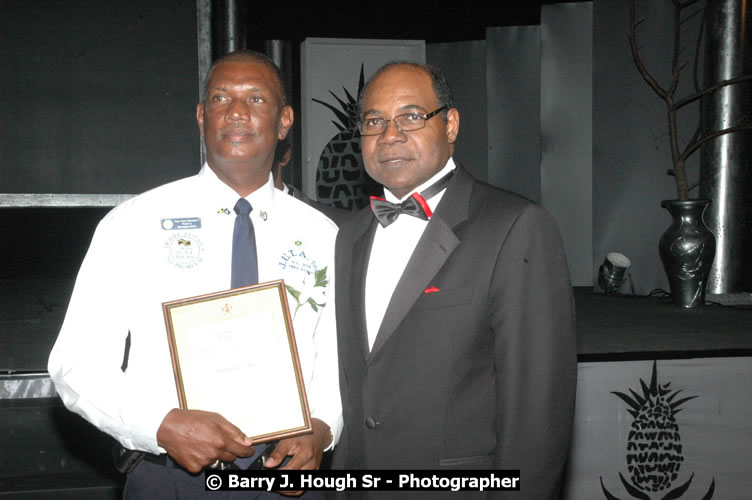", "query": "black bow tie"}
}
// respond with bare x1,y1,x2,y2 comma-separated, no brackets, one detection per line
370,170,454,228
